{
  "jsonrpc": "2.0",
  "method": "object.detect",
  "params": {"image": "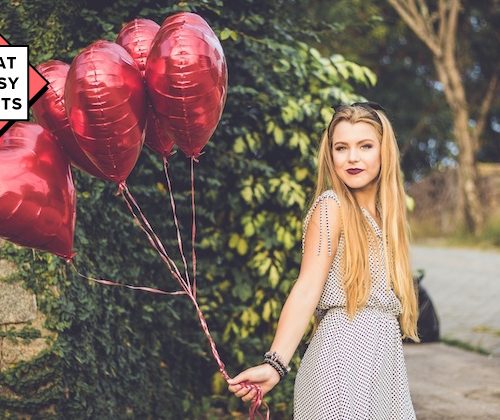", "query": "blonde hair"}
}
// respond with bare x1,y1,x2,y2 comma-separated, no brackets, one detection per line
308,105,419,342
